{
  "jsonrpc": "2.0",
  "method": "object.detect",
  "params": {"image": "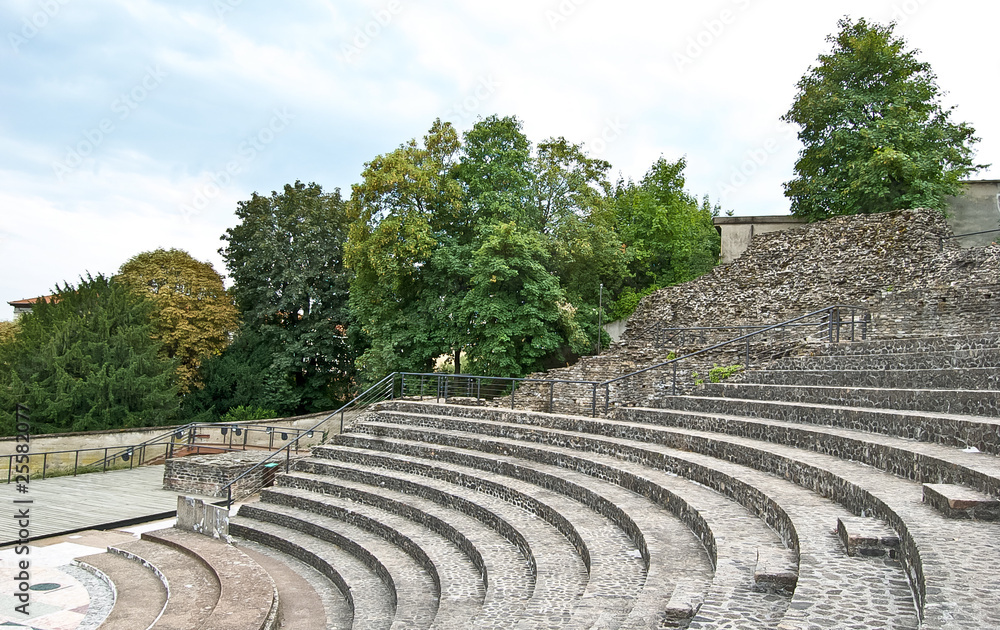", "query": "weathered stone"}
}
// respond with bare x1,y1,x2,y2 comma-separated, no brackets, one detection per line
923,483,1000,521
